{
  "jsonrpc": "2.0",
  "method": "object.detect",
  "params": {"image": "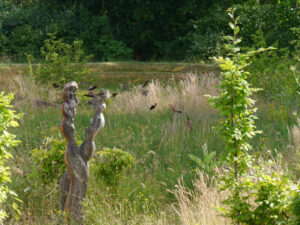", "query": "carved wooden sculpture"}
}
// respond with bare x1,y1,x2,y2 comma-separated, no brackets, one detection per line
59,81,110,224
